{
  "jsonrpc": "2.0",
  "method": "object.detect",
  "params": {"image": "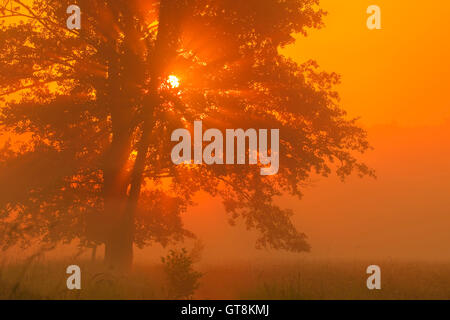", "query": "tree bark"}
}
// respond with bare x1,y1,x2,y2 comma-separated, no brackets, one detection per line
102,60,134,270
102,115,134,270
122,0,188,250
103,0,190,271
91,246,97,262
